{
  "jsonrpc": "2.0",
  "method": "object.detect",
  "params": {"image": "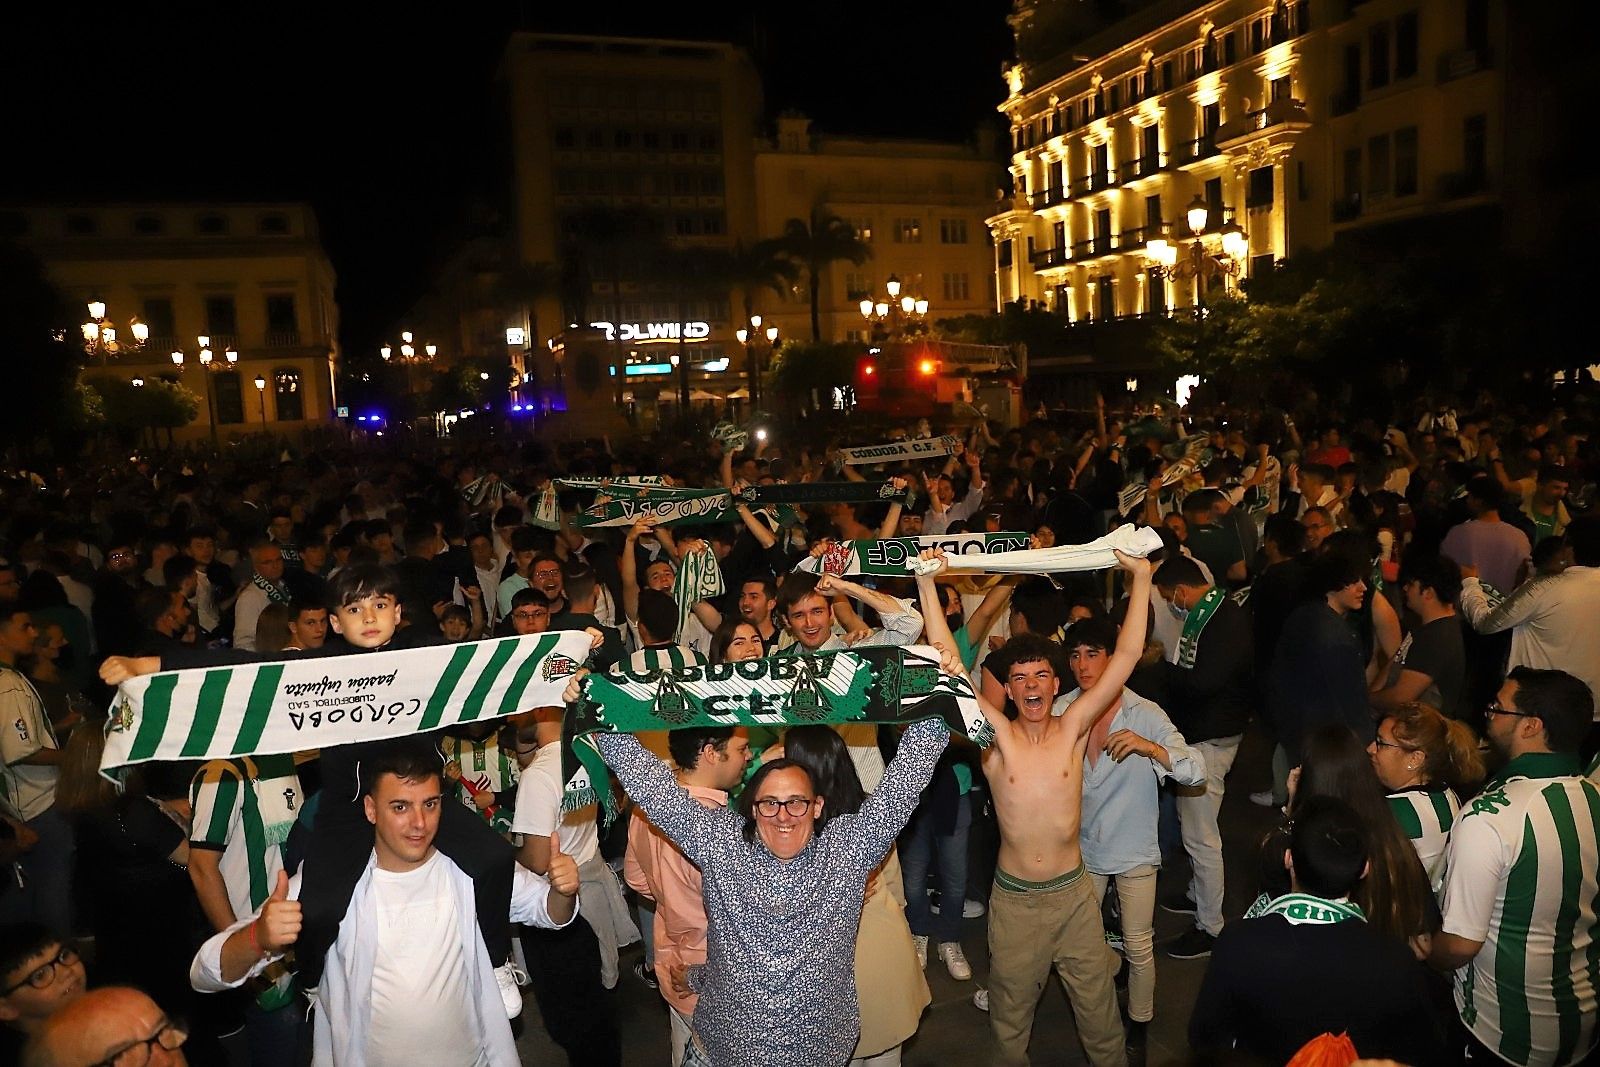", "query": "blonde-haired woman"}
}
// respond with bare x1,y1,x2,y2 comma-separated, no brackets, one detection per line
1368,701,1485,891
